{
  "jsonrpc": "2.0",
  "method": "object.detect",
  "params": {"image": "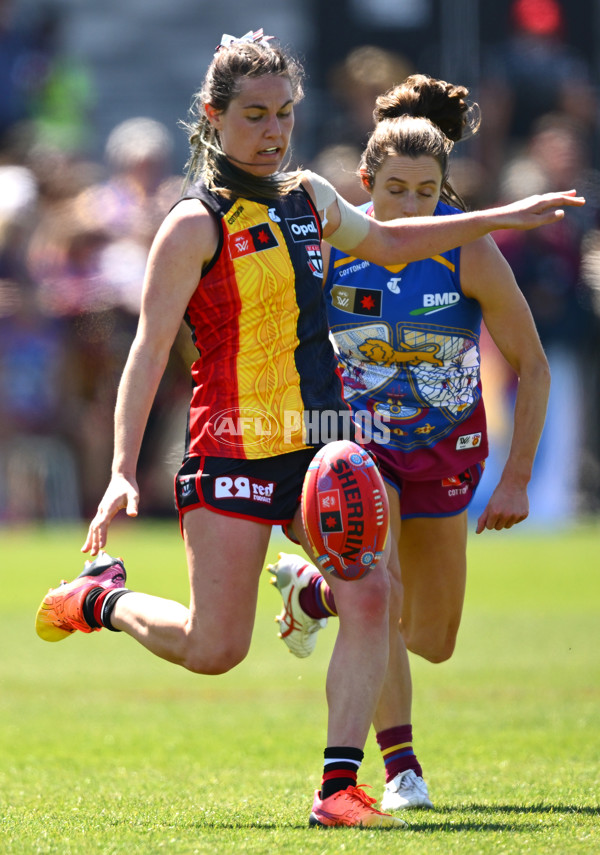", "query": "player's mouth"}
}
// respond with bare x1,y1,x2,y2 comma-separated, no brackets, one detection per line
258,146,281,158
